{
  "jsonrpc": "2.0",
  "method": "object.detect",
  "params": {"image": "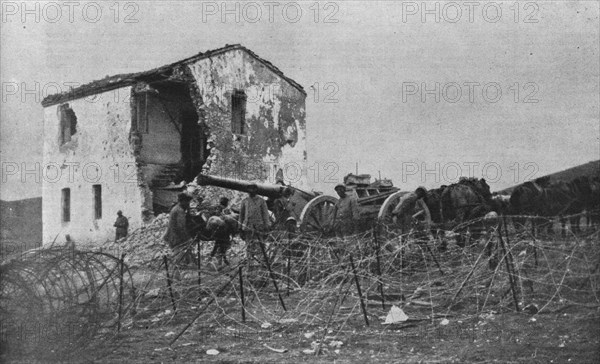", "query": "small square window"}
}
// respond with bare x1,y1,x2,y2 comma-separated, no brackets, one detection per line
93,185,102,220
61,188,71,223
